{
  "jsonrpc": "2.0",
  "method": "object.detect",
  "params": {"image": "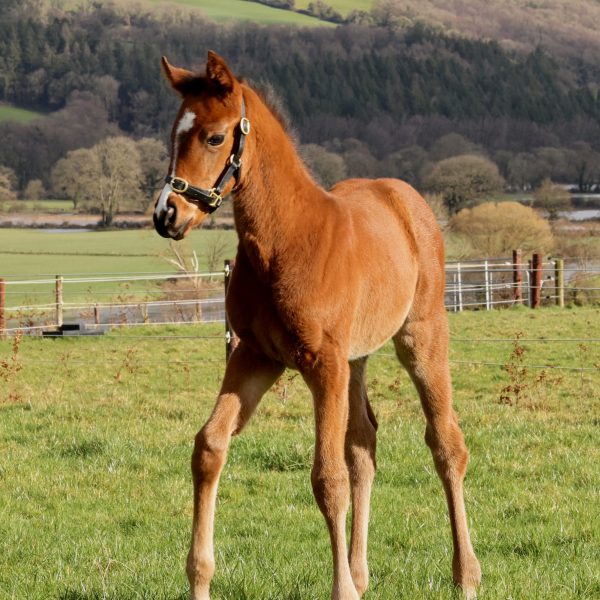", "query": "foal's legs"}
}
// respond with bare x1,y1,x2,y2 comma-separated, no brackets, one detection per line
345,358,377,597
304,353,359,600
394,313,481,598
186,342,284,600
